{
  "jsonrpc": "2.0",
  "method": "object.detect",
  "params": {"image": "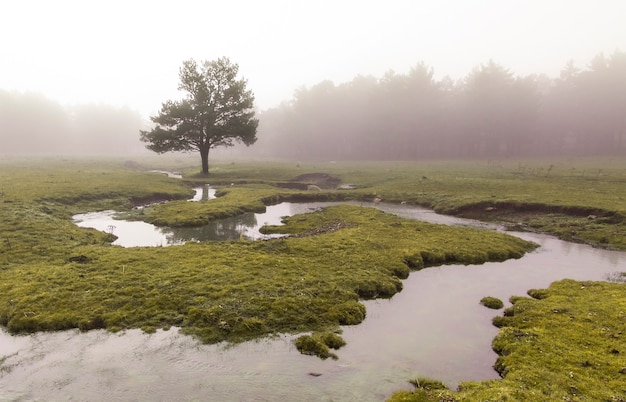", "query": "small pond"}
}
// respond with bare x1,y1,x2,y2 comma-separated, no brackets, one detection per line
2,201,625,401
